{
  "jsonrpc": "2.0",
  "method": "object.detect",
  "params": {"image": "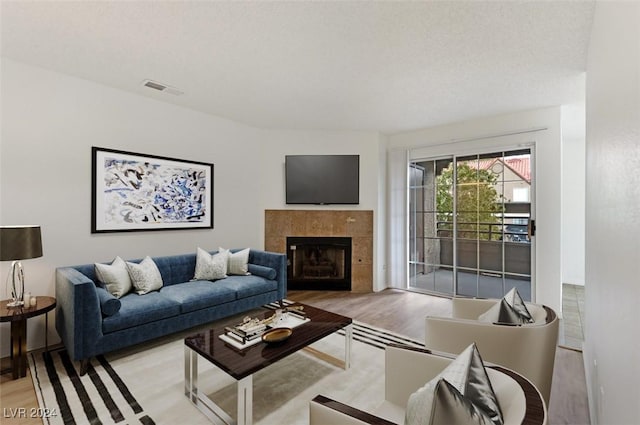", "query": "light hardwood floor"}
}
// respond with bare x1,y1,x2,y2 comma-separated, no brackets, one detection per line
1,288,590,425
0,357,41,425
559,283,585,351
